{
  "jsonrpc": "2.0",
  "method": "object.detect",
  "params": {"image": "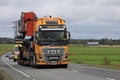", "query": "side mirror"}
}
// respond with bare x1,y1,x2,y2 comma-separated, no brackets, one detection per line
67,31,71,42
34,32,39,43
